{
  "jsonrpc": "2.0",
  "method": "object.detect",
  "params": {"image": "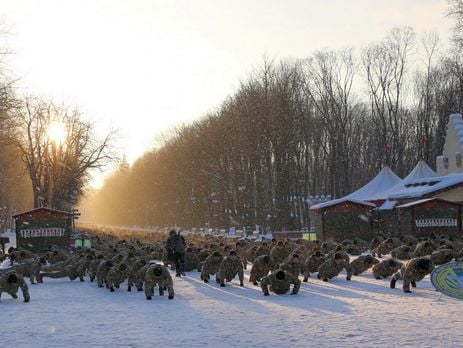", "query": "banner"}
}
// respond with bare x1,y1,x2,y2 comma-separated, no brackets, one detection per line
431,262,463,300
